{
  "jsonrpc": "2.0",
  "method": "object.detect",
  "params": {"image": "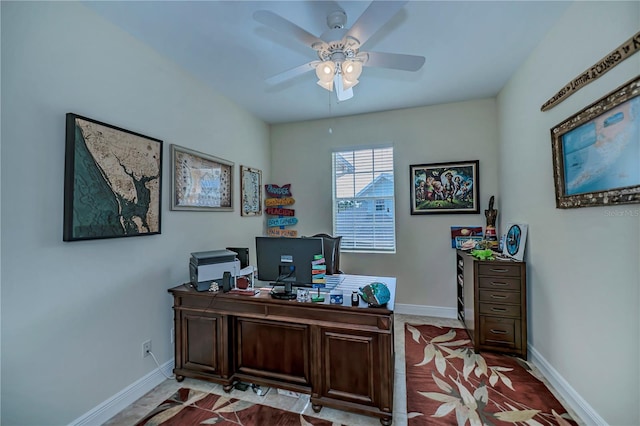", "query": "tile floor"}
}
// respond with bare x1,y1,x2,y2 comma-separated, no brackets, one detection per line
104,314,581,425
